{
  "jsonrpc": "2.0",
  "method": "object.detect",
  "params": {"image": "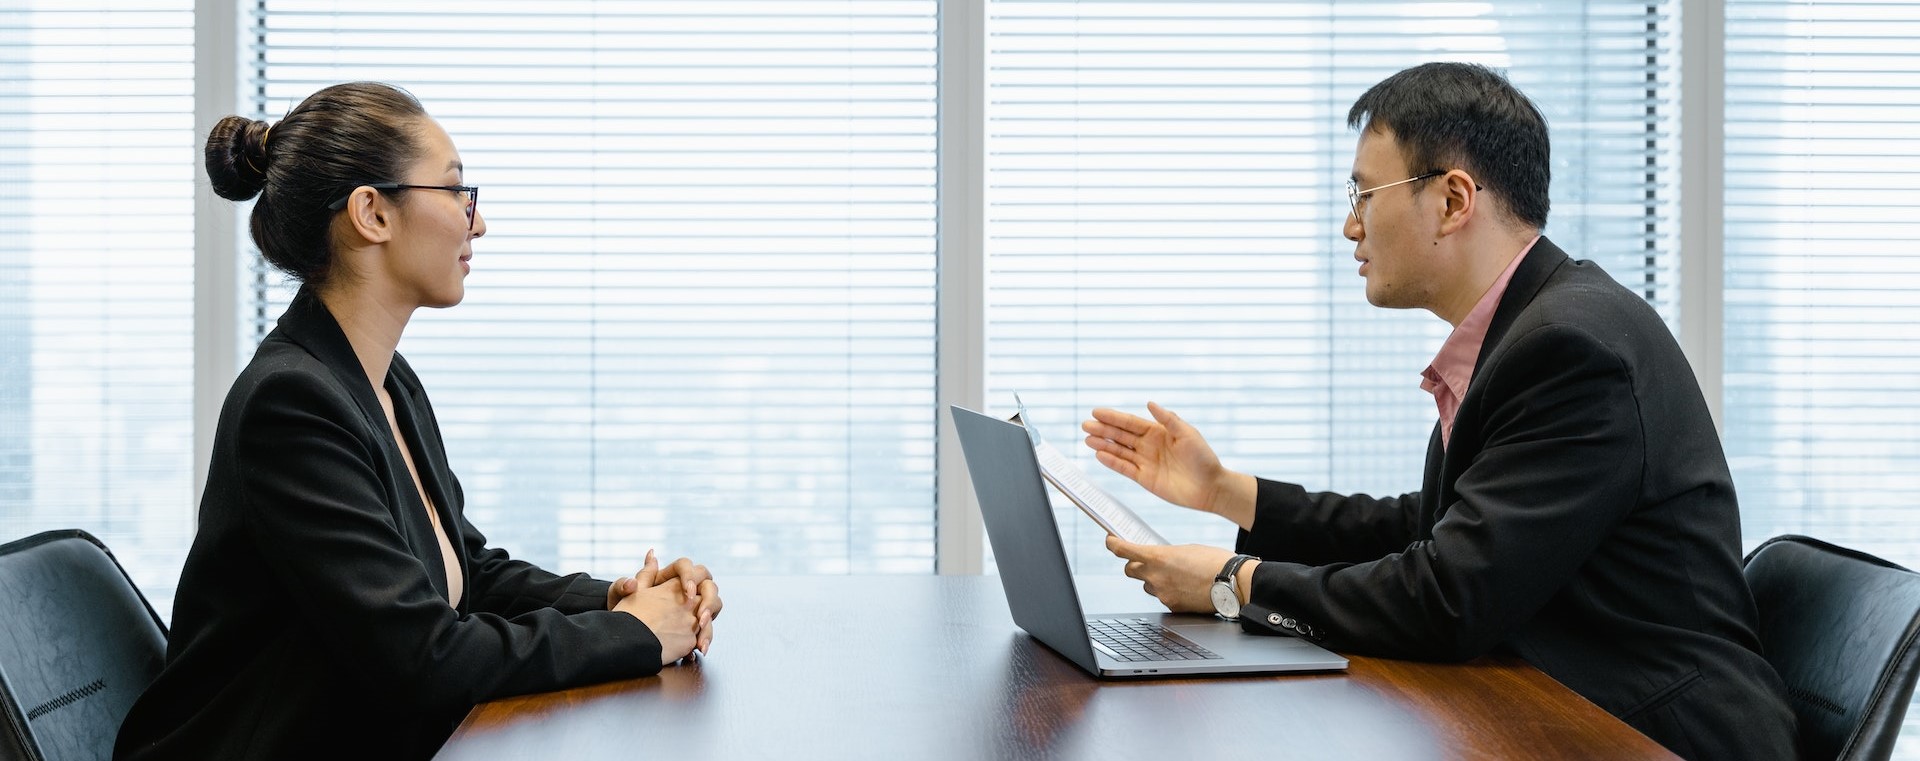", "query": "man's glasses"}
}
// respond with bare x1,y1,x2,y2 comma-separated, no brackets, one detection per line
326,183,479,231
1346,171,1443,221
